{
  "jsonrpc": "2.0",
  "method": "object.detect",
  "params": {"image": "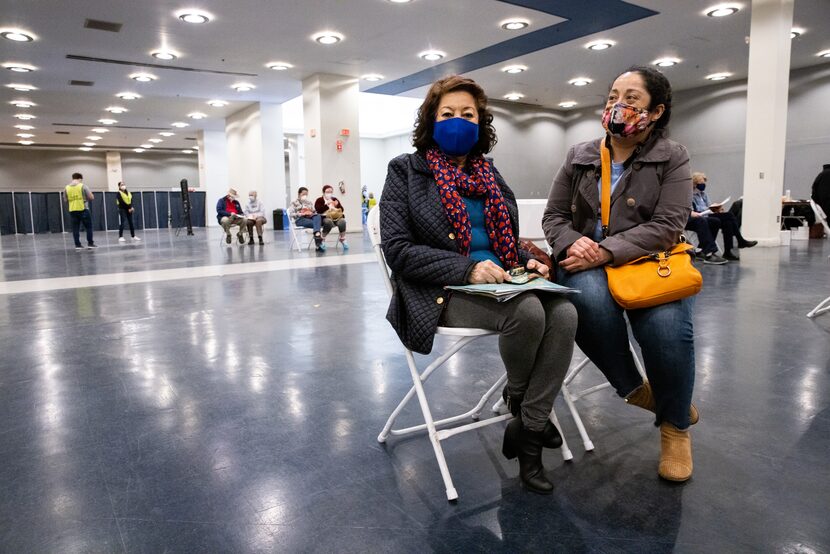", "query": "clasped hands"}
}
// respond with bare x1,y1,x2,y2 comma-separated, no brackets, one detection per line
468,258,549,284
559,236,612,273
